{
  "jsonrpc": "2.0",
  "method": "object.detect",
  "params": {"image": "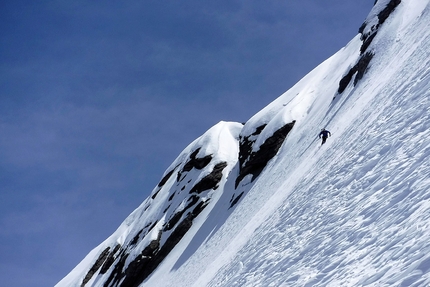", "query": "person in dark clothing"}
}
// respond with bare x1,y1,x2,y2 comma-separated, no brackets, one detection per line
319,128,331,145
